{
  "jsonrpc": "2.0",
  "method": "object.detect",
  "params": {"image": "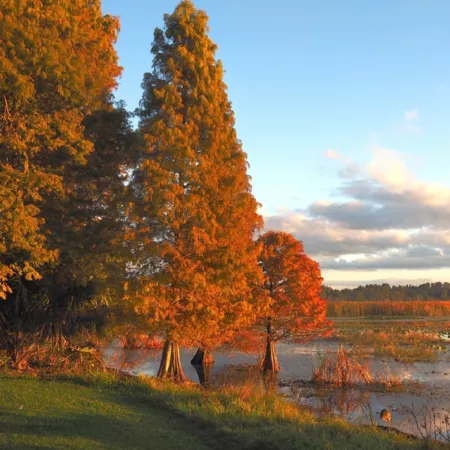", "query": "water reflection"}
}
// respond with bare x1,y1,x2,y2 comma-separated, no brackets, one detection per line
192,363,213,387
104,340,450,440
